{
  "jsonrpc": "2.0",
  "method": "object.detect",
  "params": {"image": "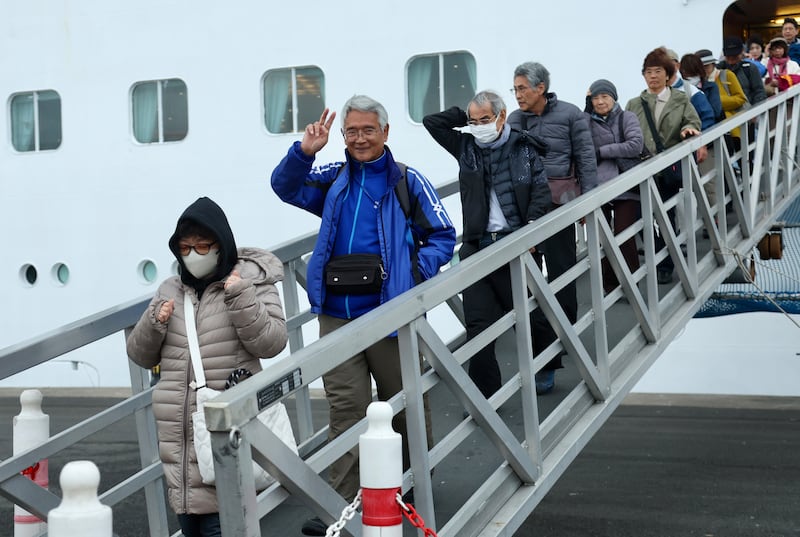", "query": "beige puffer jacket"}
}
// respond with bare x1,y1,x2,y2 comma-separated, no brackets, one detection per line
126,247,288,514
